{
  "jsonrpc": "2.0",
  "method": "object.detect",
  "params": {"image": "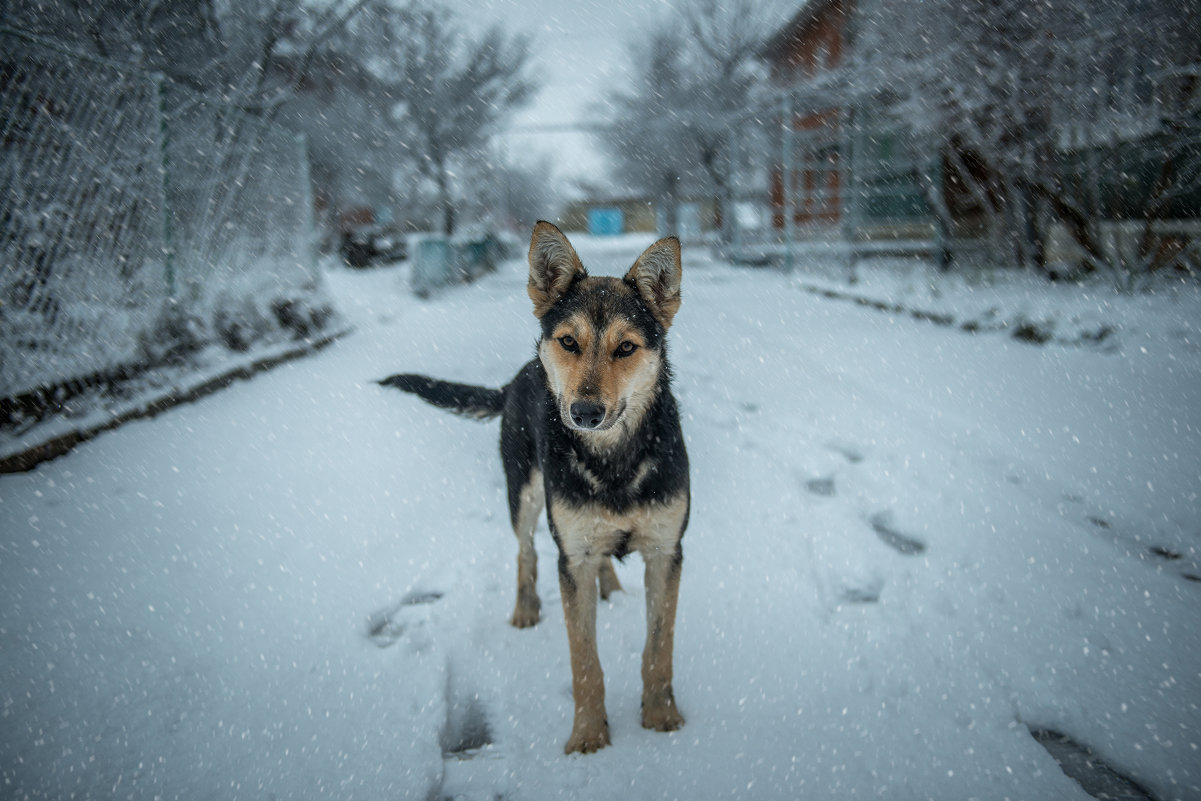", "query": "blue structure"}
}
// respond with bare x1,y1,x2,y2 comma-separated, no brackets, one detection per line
588,207,624,236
